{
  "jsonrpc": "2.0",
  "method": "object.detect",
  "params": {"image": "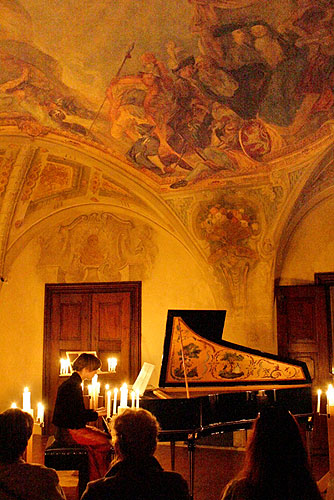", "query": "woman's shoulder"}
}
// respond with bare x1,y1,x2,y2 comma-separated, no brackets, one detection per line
221,477,252,500
17,461,60,479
